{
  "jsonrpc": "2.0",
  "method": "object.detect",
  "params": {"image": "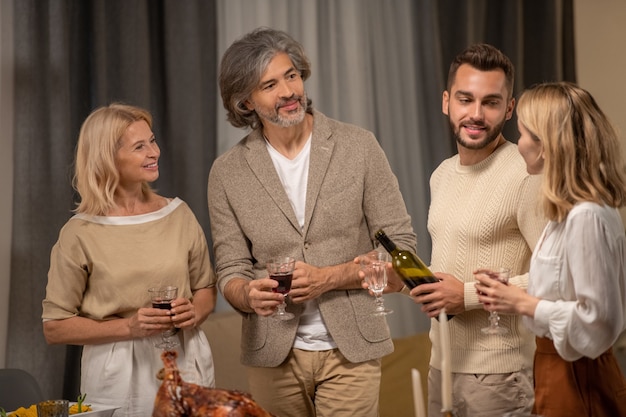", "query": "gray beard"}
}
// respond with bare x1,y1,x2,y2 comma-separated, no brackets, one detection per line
258,92,308,128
